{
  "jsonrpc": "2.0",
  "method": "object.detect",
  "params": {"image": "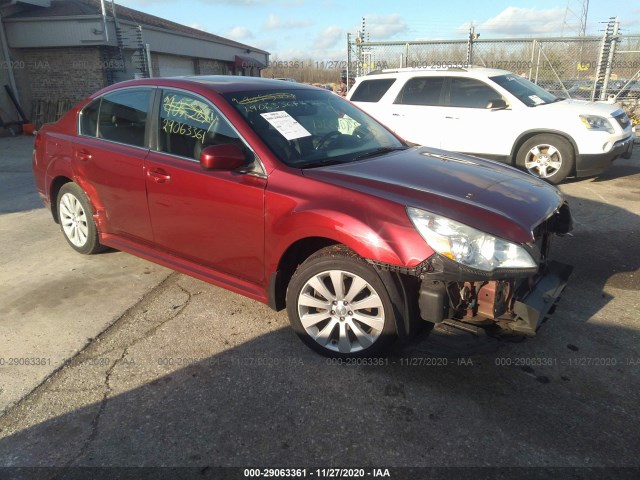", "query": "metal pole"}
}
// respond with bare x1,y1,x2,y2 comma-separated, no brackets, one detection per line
600,17,619,101
145,43,152,78
528,39,536,81
535,45,541,84
467,26,475,65
100,0,109,42
346,32,351,94
0,12,19,105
